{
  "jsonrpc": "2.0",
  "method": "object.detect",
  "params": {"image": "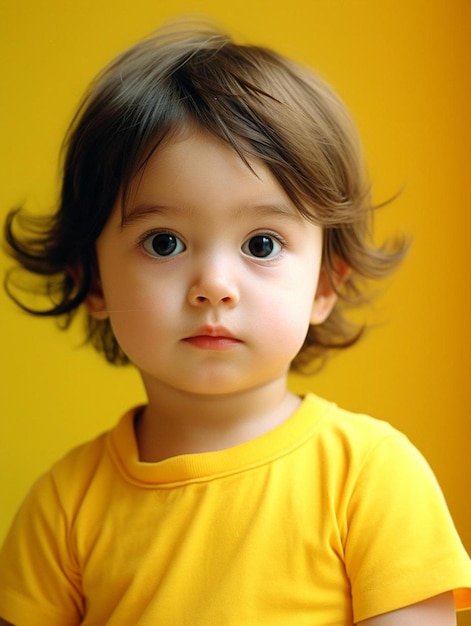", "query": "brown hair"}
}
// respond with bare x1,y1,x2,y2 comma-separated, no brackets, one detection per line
4,22,407,371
